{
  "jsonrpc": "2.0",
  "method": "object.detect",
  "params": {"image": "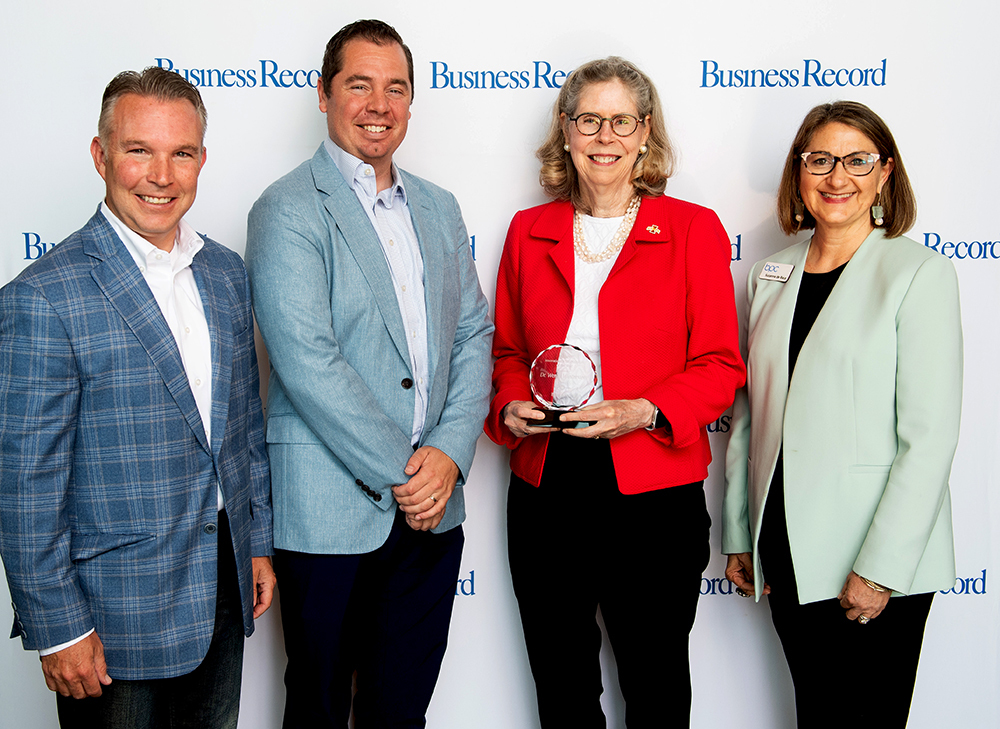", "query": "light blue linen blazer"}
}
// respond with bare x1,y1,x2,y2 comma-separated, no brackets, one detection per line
0,211,272,679
722,230,962,604
245,145,493,554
